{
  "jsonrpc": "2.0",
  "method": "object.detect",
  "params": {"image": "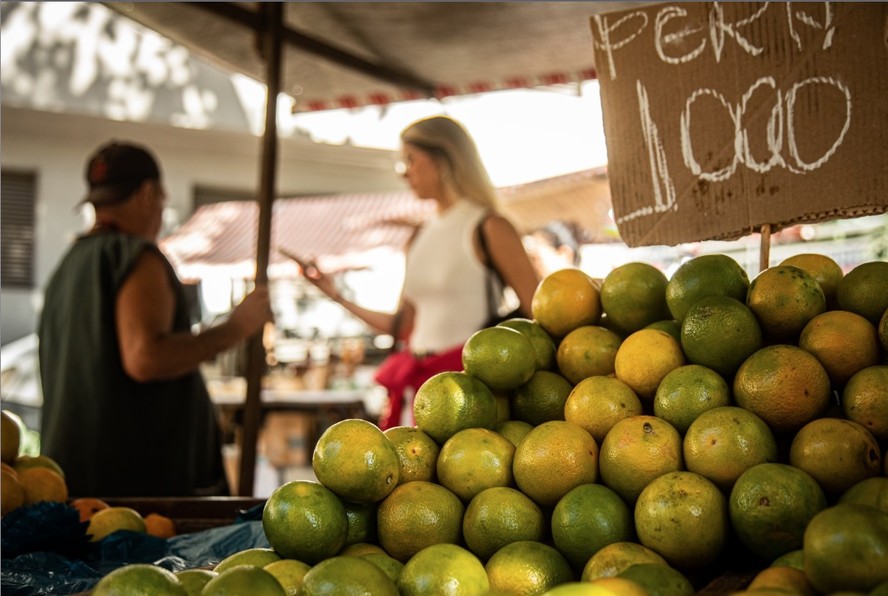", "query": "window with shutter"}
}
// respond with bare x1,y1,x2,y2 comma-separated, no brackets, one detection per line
1,171,37,289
